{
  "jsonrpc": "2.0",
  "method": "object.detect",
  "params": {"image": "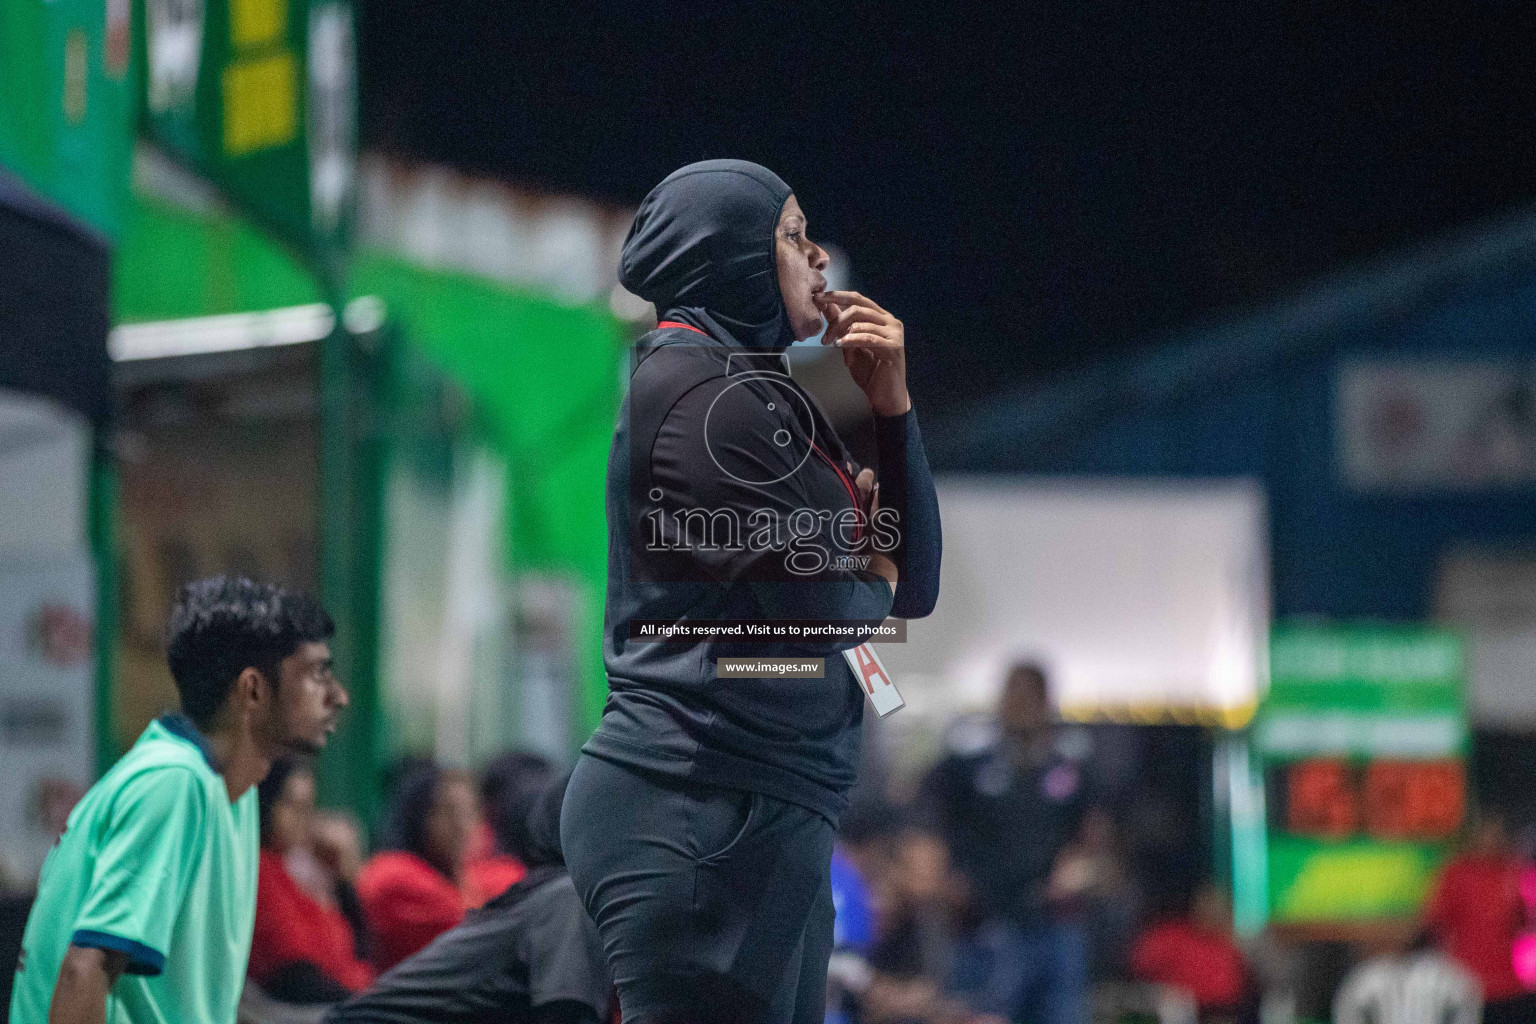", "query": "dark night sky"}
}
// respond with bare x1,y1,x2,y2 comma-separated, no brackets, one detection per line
358,4,1536,415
